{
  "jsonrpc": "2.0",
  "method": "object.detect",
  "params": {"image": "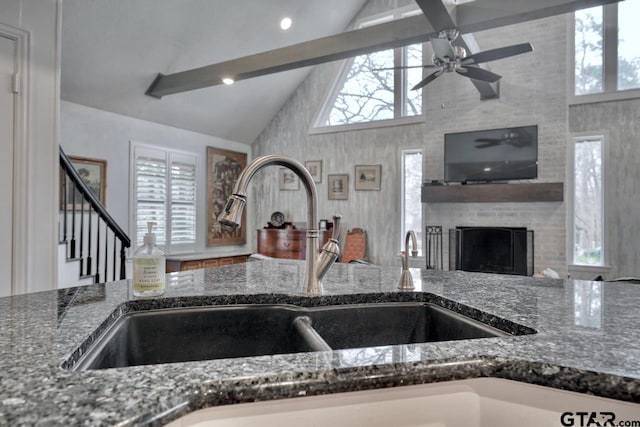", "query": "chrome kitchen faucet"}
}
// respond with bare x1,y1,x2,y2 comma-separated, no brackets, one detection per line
217,154,340,295
398,230,419,291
